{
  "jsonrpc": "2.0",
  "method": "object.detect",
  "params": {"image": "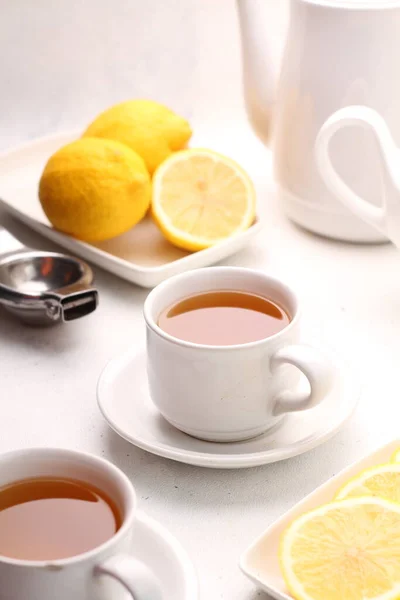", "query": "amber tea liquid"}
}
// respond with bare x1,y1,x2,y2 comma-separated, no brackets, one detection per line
0,477,121,561
158,290,290,345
